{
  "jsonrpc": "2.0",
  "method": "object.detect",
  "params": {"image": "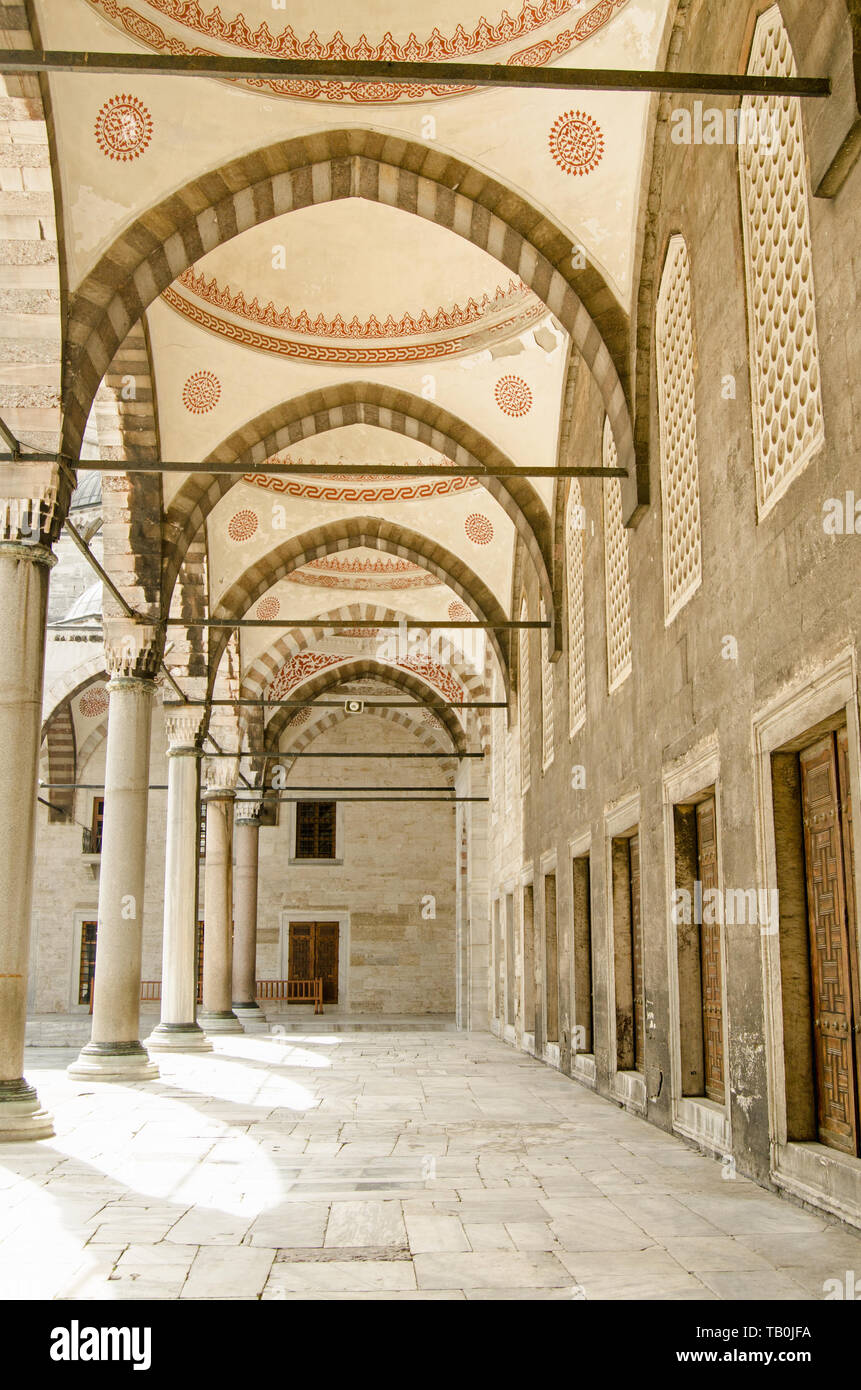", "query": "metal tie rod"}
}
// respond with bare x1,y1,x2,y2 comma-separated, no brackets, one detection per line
205,751,480,758
160,618,548,629
0,455,625,479
0,51,831,97
39,783,484,801
163,698,506,708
